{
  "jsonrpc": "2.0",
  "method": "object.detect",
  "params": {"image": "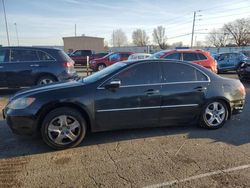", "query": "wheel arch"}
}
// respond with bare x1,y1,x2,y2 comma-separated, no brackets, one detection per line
205,97,232,119
35,73,58,84
36,102,92,133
